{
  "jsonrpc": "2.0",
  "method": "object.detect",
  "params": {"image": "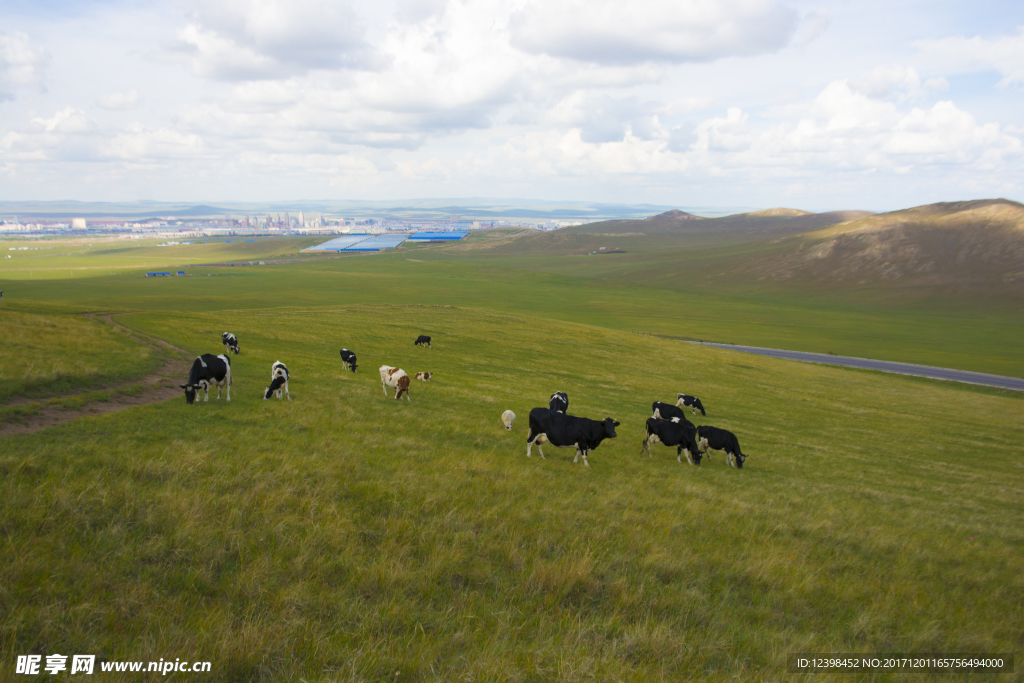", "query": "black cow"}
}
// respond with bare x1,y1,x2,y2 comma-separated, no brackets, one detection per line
640,417,702,465
651,401,686,422
549,391,568,413
222,332,240,355
340,348,358,372
181,354,231,404
526,407,619,467
414,335,432,348
264,361,290,400
697,425,747,468
677,393,706,416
